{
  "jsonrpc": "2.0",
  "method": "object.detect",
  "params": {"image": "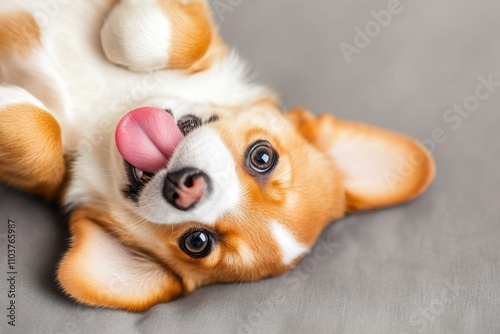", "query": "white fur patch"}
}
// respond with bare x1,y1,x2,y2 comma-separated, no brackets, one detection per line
0,85,46,111
101,0,171,71
138,127,241,225
270,220,308,265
